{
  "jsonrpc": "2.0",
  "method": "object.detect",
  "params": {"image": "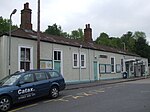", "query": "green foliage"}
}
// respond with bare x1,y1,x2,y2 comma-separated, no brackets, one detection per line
44,23,64,36
95,32,110,46
96,32,123,49
0,16,18,35
109,37,122,48
135,37,150,59
70,28,84,41
44,23,150,62
44,23,84,40
95,31,150,62
134,31,146,40
121,31,136,52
